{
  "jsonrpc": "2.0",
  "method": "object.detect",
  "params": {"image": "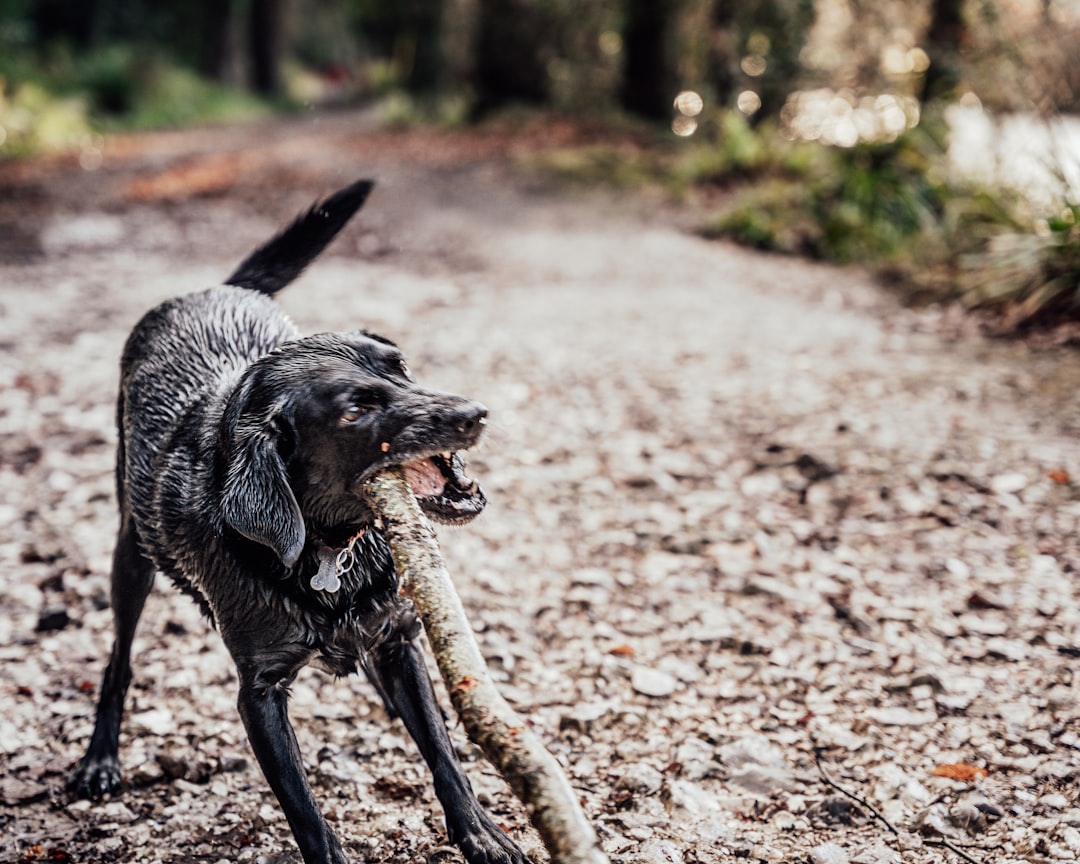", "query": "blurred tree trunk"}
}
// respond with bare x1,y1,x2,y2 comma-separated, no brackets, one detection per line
403,0,443,94
472,0,550,114
200,0,235,82
710,0,738,107
744,0,814,122
921,0,967,101
620,0,678,120
250,0,283,96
